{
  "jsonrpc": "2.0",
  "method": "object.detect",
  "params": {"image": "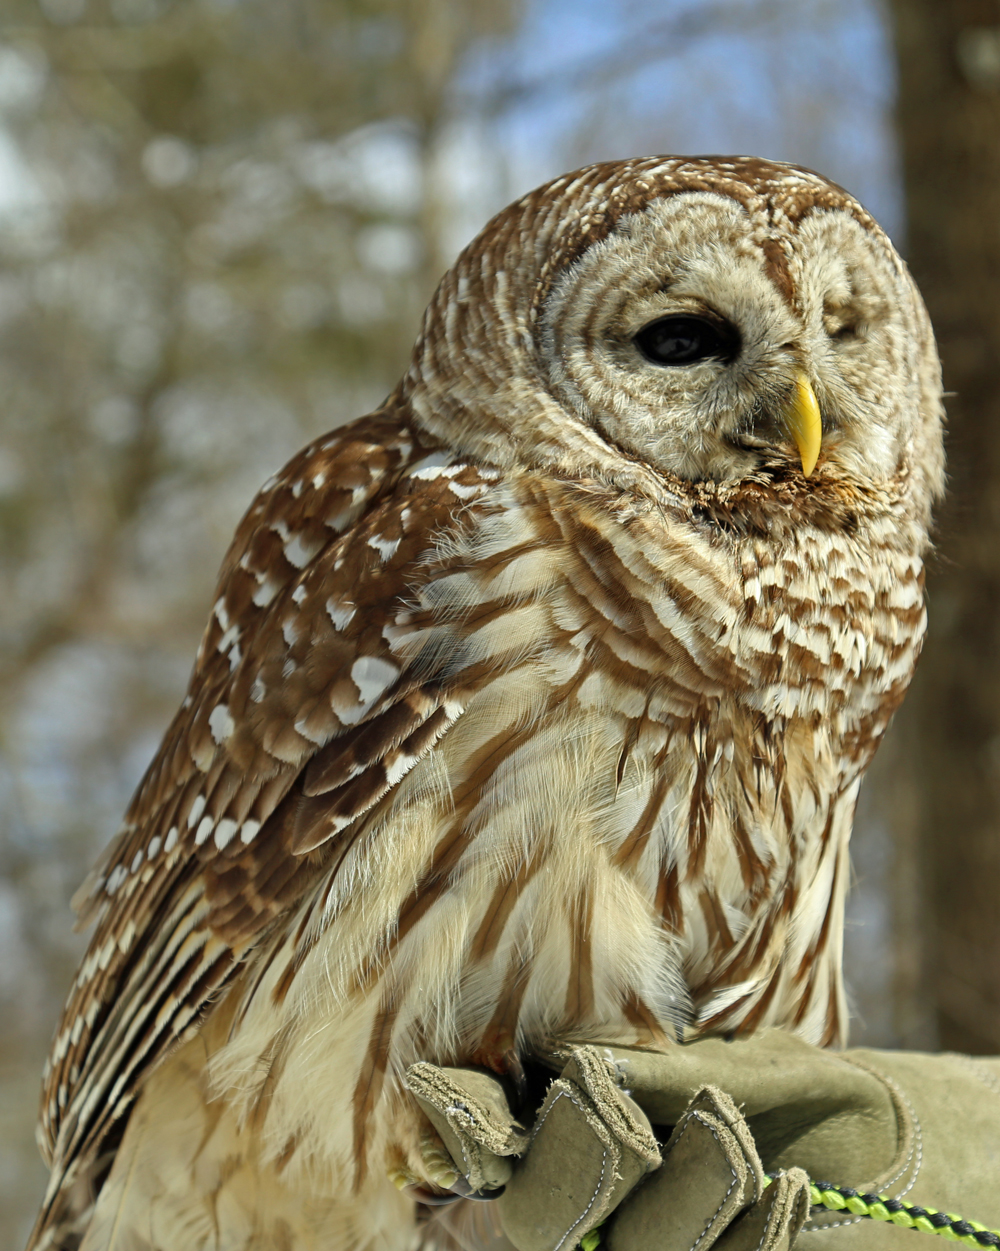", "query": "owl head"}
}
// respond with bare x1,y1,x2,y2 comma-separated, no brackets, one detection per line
404,156,944,532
